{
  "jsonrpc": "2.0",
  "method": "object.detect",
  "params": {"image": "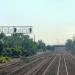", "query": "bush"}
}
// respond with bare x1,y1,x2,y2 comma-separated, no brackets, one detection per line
0,56,11,63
